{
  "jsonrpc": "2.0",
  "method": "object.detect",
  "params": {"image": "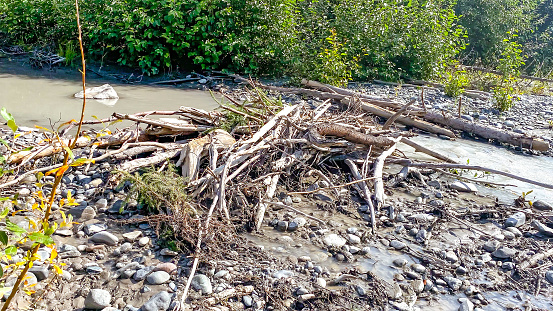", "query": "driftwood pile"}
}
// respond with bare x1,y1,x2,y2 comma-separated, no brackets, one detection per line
2,79,553,307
